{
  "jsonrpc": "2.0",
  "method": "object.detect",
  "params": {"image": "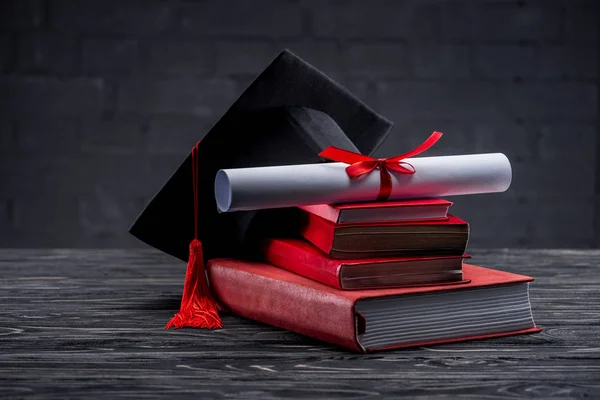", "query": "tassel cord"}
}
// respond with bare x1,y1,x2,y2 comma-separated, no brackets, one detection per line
165,142,222,329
